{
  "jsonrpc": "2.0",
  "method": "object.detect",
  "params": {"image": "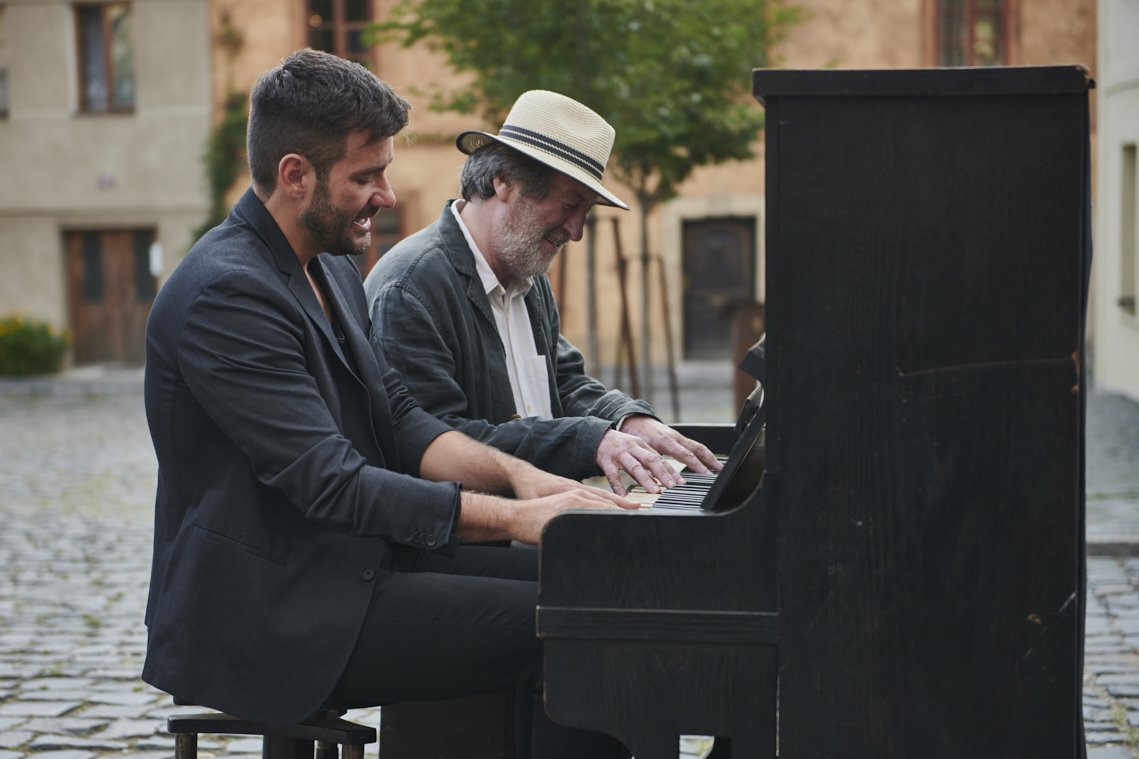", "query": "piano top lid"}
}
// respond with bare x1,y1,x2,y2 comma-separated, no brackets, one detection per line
752,65,1094,105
